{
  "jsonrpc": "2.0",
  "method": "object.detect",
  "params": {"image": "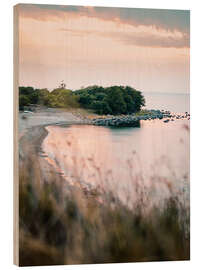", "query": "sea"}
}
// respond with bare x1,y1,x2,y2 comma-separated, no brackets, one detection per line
143,92,190,113
42,93,190,208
